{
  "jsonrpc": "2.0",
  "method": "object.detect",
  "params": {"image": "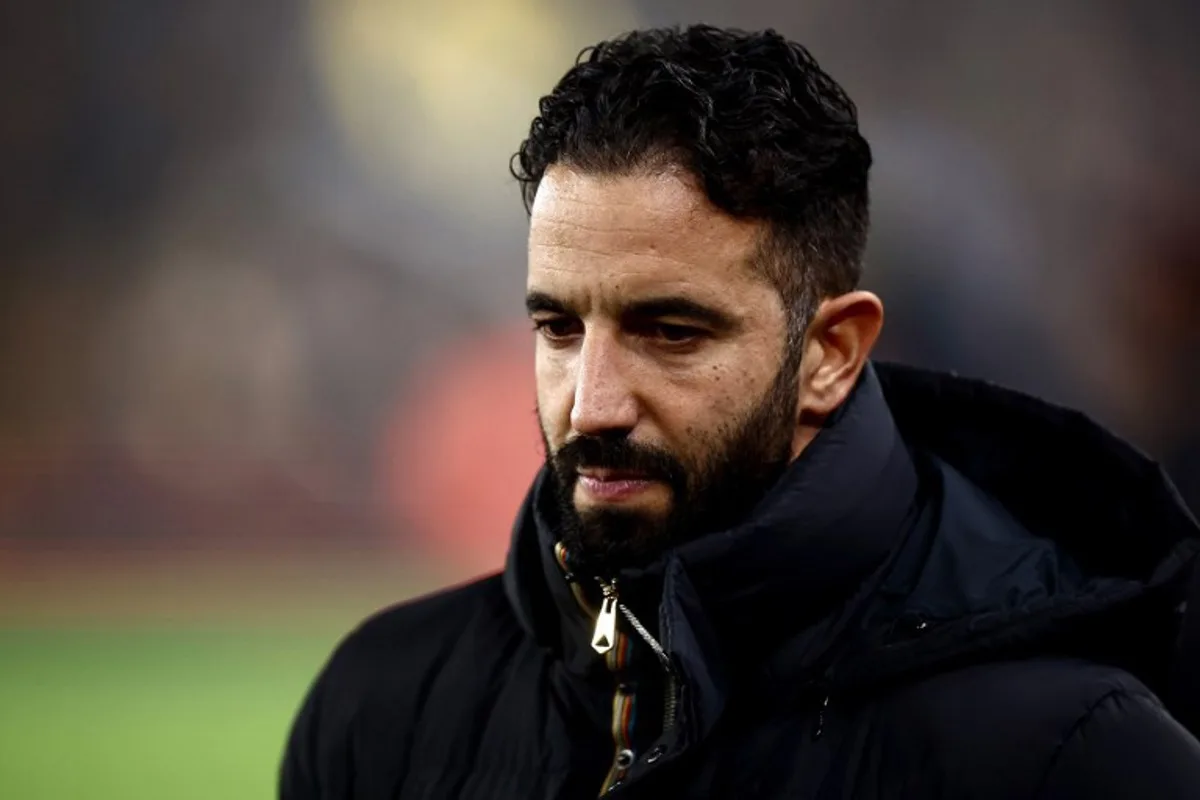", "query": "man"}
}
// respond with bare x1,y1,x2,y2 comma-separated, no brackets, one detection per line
281,25,1200,798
